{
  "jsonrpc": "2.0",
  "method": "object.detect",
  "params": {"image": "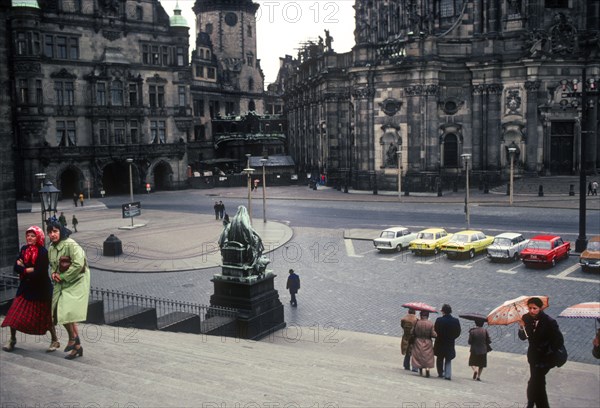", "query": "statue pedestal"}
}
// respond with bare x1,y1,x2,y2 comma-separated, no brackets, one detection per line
210,273,285,340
